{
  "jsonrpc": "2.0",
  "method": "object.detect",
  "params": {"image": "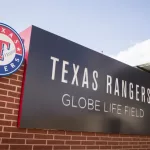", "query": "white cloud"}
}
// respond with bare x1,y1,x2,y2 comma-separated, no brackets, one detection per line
110,39,150,66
